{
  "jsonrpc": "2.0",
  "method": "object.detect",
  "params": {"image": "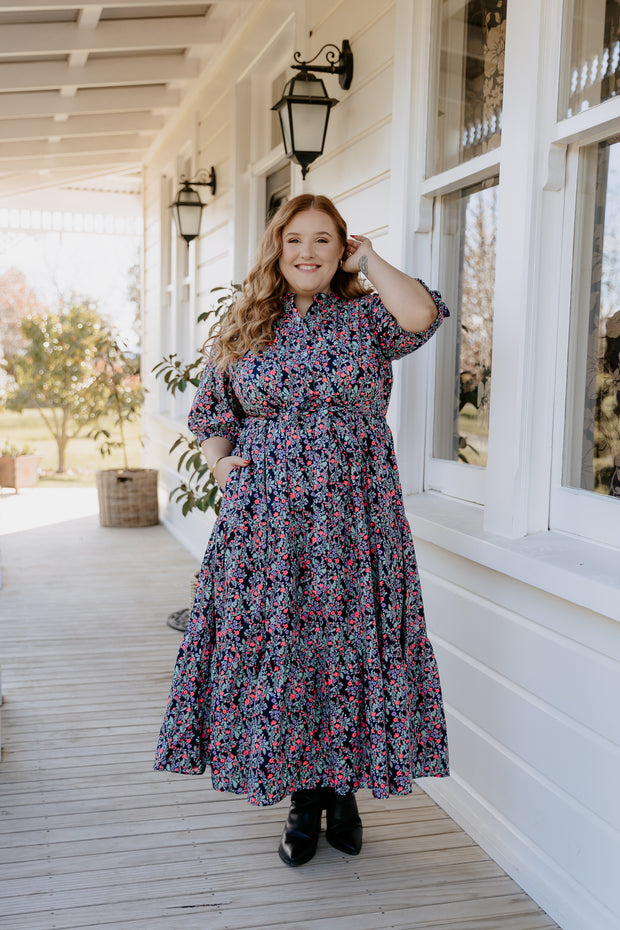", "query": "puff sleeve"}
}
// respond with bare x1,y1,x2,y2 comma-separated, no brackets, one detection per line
362,280,449,362
188,359,245,446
